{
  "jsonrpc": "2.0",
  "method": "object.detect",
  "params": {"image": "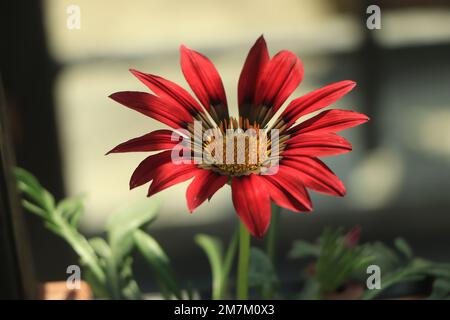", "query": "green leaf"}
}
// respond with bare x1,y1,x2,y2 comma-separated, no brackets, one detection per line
84,268,110,299
89,237,111,259
428,278,450,300
60,229,104,283
360,241,401,274
289,240,320,259
107,199,159,233
394,238,413,260
41,189,56,212
195,231,238,300
249,247,277,288
119,256,134,280
107,199,159,261
15,168,161,300
361,258,430,300
310,227,371,295
57,195,85,227
22,199,47,218
122,279,142,300
133,230,181,300
17,182,44,207
88,238,142,300
14,167,41,191
15,168,55,213
13,167,148,300
195,234,224,300
426,264,450,279
104,253,121,299
43,221,64,237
